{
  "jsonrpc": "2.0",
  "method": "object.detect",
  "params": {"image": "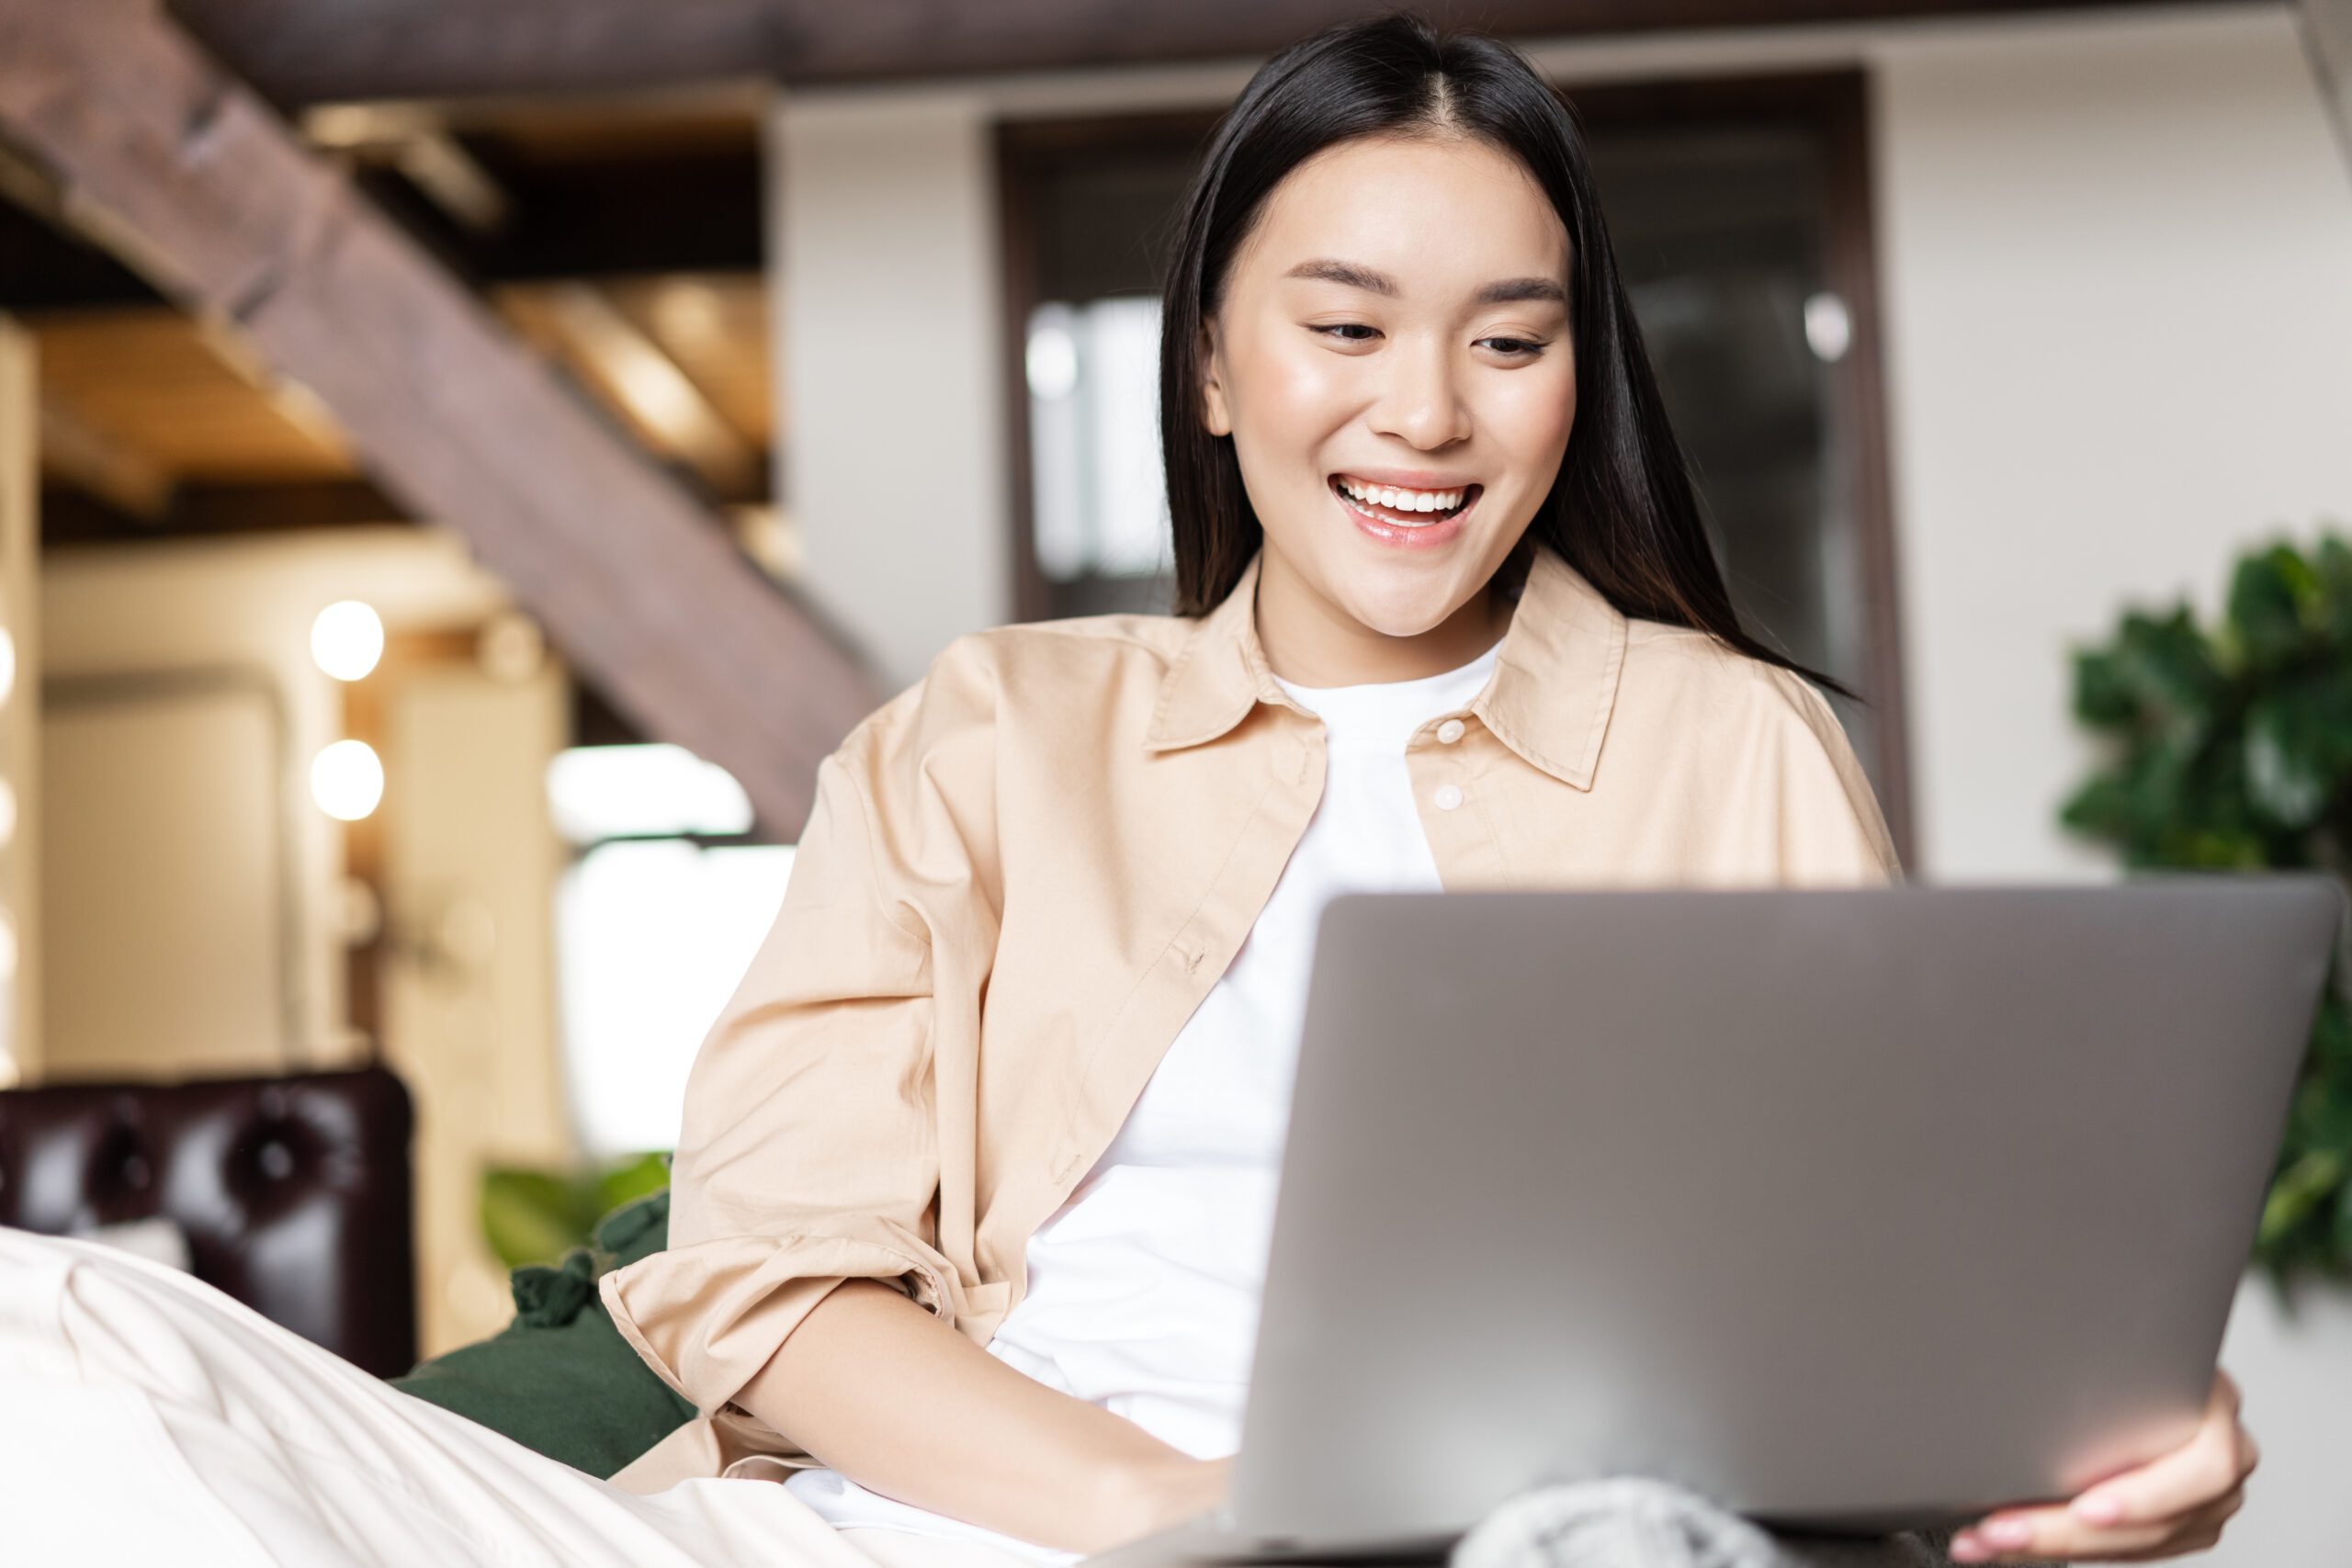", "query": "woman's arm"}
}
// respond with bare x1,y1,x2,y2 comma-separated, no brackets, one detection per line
736,1279,1231,1552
